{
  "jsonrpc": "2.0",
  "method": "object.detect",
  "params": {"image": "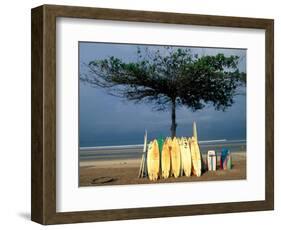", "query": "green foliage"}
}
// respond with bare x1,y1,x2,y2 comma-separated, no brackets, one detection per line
82,46,245,112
